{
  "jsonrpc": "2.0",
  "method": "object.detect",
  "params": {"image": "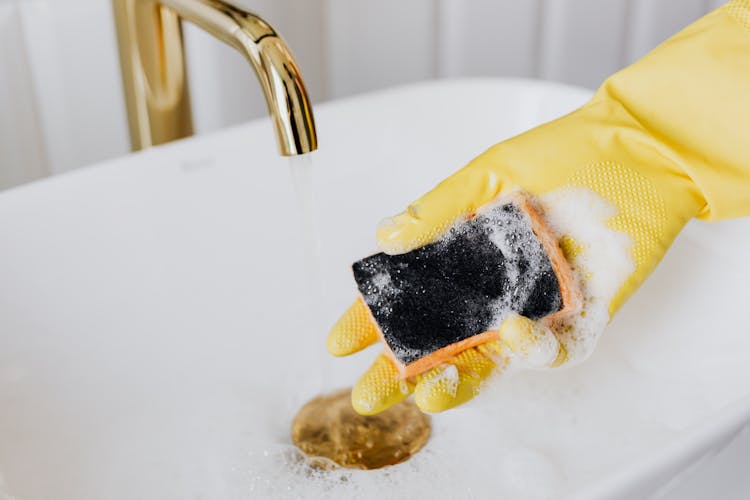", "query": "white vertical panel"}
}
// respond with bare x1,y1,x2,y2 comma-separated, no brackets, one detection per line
437,0,541,78
267,0,328,103
325,0,437,97
185,0,327,135
19,0,129,173
538,0,629,89
17,1,72,176
625,0,707,64
0,4,48,189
